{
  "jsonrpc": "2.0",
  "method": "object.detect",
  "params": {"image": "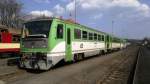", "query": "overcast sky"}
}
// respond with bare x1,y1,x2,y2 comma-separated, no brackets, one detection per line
19,0,150,39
